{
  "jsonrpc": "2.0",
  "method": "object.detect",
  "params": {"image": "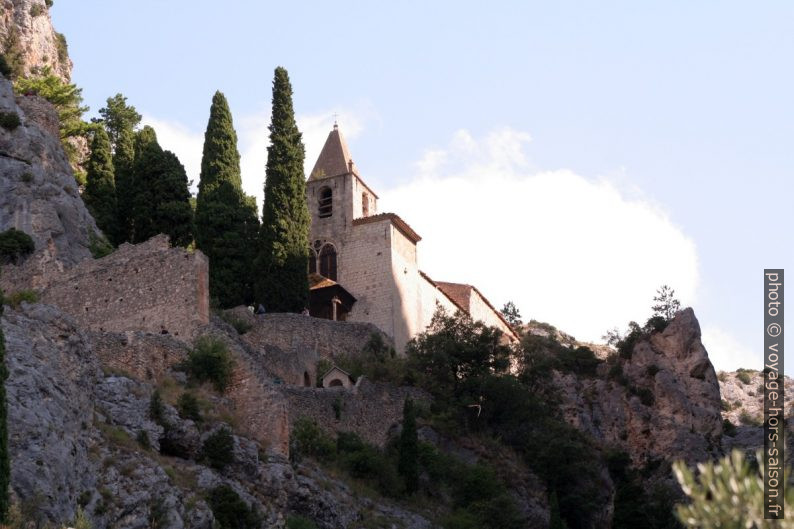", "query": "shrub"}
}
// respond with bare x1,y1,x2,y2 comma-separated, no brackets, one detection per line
45,0,53,7
207,485,260,529
2,289,38,309
55,32,68,63
720,399,731,412
736,371,751,385
722,419,737,437
136,430,150,449
0,111,20,131
148,390,166,426
29,4,44,16
219,311,252,335
290,418,335,462
717,371,728,382
673,449,794,528
88,232,114,259
186,336,234,392
0,229,34,264
630,386,655,407
557,346,602,377
177,392,202,422
201,427,235,470
0,54,10,77
285,516,318,529
739,411,761,427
